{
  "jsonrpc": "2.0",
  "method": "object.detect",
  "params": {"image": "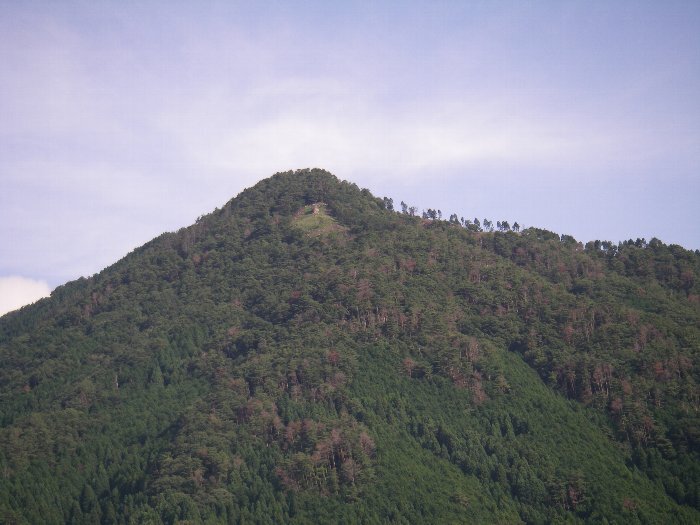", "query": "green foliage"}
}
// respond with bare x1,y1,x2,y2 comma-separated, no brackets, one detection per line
291,203,346,238
1,168,698,523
